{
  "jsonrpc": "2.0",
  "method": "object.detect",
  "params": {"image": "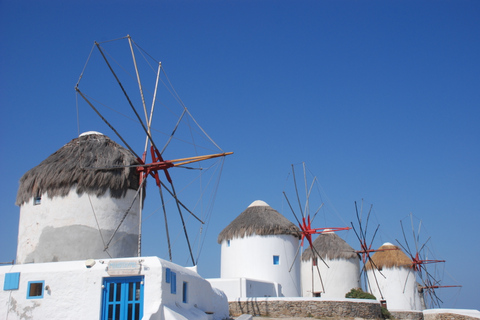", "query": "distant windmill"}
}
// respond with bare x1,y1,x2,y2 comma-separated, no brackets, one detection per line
282,162,351,297
350,200,388,299
365,242,423,310
396,213,461,308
